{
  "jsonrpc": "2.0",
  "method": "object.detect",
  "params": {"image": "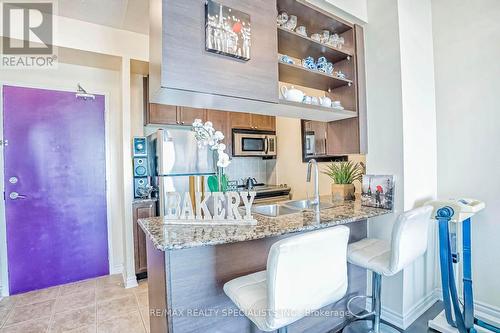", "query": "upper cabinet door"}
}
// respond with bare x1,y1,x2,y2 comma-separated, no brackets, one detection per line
229,112,253,129
178,107,206,125
149,104,178,125
161,0,279,103
206,110,232,156
251,114,276,131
